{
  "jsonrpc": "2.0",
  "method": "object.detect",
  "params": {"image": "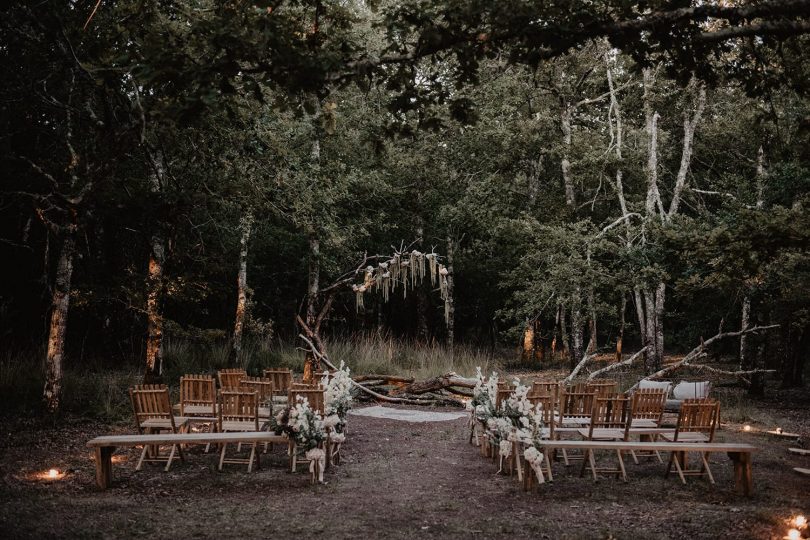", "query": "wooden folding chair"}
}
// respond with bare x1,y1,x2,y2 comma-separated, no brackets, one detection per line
531,380,560,397
579,394,631,481
263,368,293,397
179,374,218,452
524,392,557,482
558,390,596,464
586,379,618,397
662,398,720,485
218,389,261,472
288,388,326,472
240,377,275,419
629,388,668,463
217,368,247,389
130,385,189,471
